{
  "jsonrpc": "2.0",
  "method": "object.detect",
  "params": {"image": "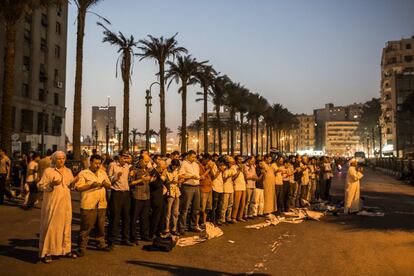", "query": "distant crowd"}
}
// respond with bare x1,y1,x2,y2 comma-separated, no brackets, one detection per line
0,147,349,264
